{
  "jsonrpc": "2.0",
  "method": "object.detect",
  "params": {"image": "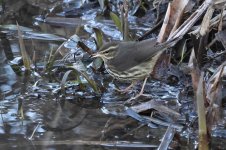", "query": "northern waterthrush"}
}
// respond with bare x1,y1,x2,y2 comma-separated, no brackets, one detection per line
93,38,177,97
